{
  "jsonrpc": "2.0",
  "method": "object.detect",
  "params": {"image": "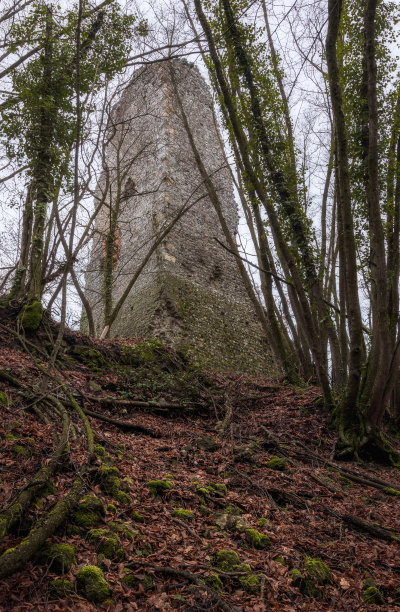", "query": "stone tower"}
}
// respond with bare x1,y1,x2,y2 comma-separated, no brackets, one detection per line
84,60,277,375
